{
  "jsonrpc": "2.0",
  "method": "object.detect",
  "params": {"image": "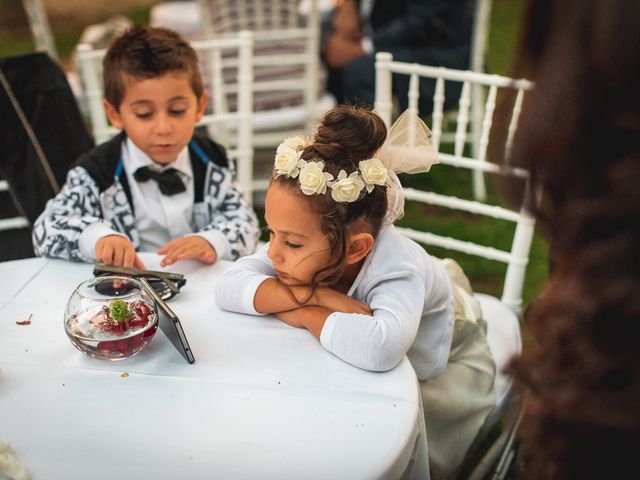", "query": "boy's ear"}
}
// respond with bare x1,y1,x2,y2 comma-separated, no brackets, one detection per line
196,90,208,122
345,232,374,265
103,100,123,129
